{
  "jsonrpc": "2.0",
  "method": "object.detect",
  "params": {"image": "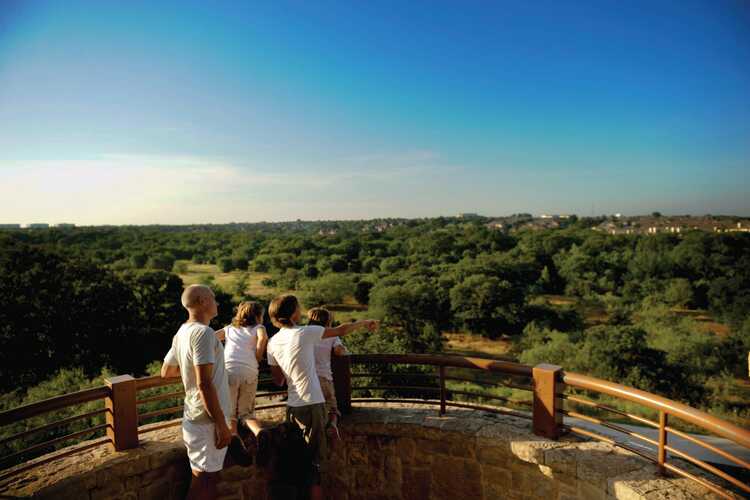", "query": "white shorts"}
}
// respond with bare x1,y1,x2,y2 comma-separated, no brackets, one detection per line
182,419,229,473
